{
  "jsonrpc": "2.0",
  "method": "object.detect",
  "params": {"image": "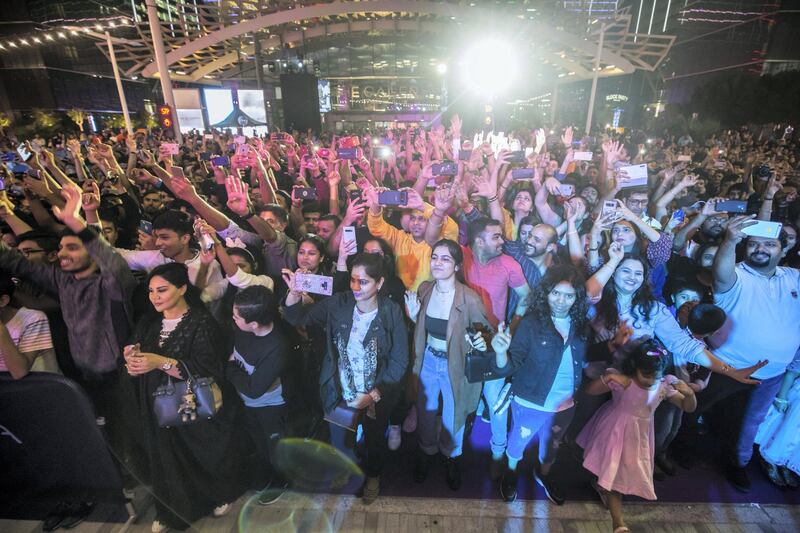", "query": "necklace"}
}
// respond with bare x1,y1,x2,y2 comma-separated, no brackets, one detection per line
434,283,454,295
